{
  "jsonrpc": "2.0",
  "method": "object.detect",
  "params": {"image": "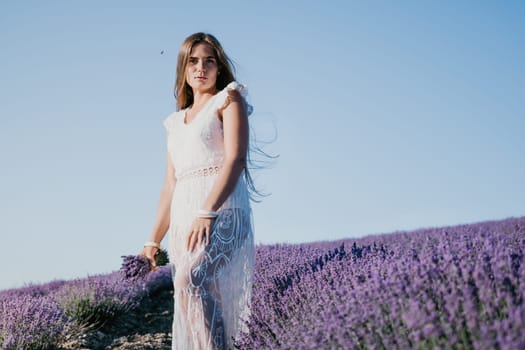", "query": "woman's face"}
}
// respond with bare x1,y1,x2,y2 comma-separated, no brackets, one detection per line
185,43,219,94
